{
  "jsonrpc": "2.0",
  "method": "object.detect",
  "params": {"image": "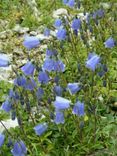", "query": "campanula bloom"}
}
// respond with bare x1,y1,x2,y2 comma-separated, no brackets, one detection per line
44,28,50,37
21,61,35,76
14,76,26,87
104,37,115,48
0,133,5,147
56,28,66,40
71,18,81,30
24,78,36,90
73,101,84,116
67,83,81,94
86,53,100,71
34,123,48,136
0,54,10,67
54,96,70,110
36,87,44,99
54,60,65,72
54,19,62,28
1,99,12,112
63,0,68,4
11,140,27,156
42,58,55,72
23,36,40,49
46,49,57,57
67,0,75,7
53,86,63,96
9,89,19,100
38,71,49,84
54,110,64,124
